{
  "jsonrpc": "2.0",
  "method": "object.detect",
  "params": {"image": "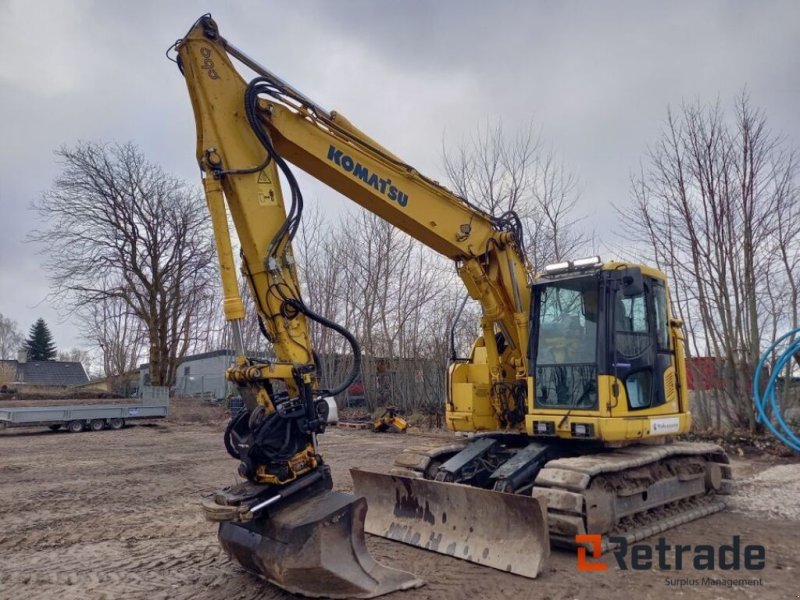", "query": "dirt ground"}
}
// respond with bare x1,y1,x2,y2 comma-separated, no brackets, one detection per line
0,420,797,600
